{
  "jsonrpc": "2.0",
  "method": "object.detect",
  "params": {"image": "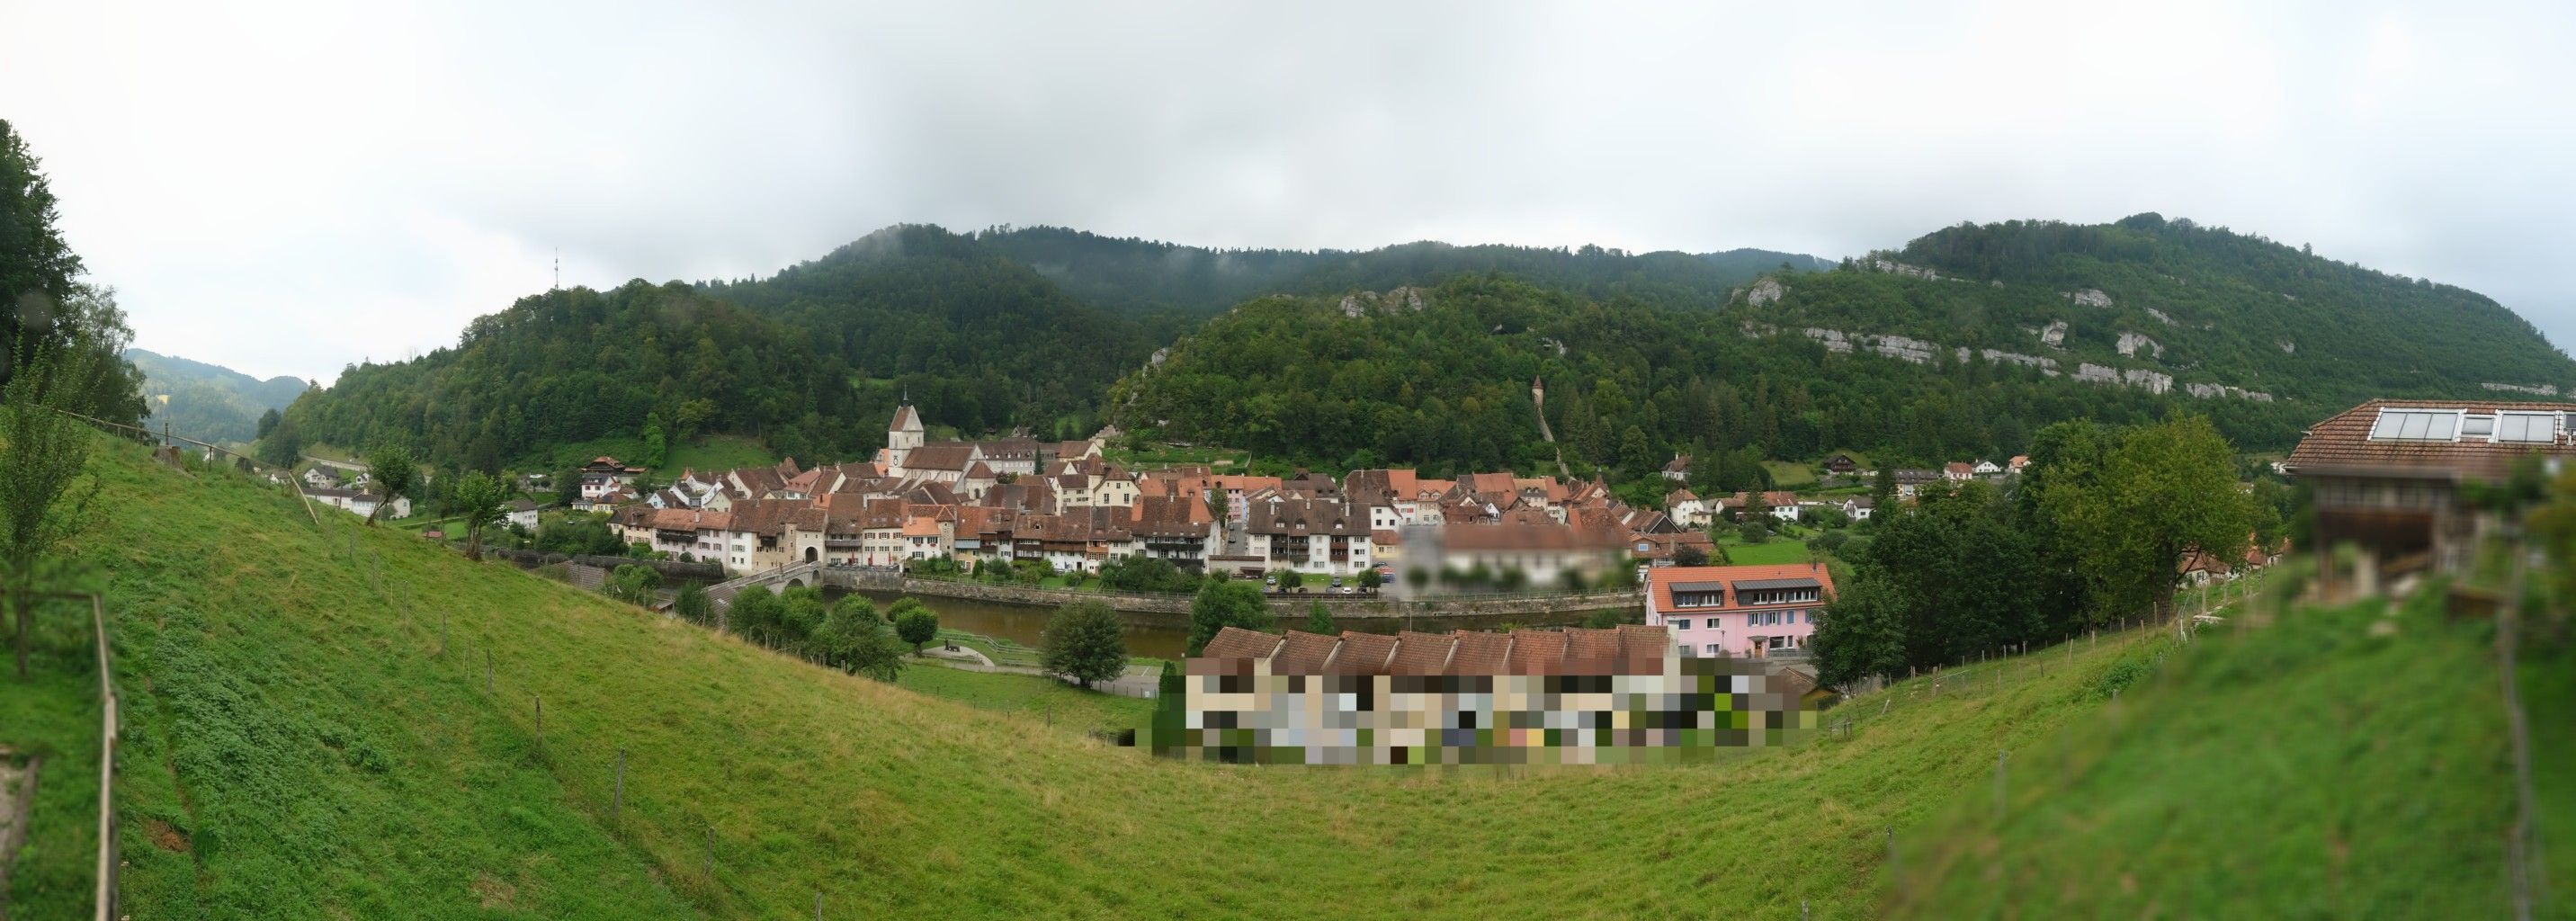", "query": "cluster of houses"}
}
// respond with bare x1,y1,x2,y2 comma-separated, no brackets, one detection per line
296,464,413,520
559,404,1733,591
